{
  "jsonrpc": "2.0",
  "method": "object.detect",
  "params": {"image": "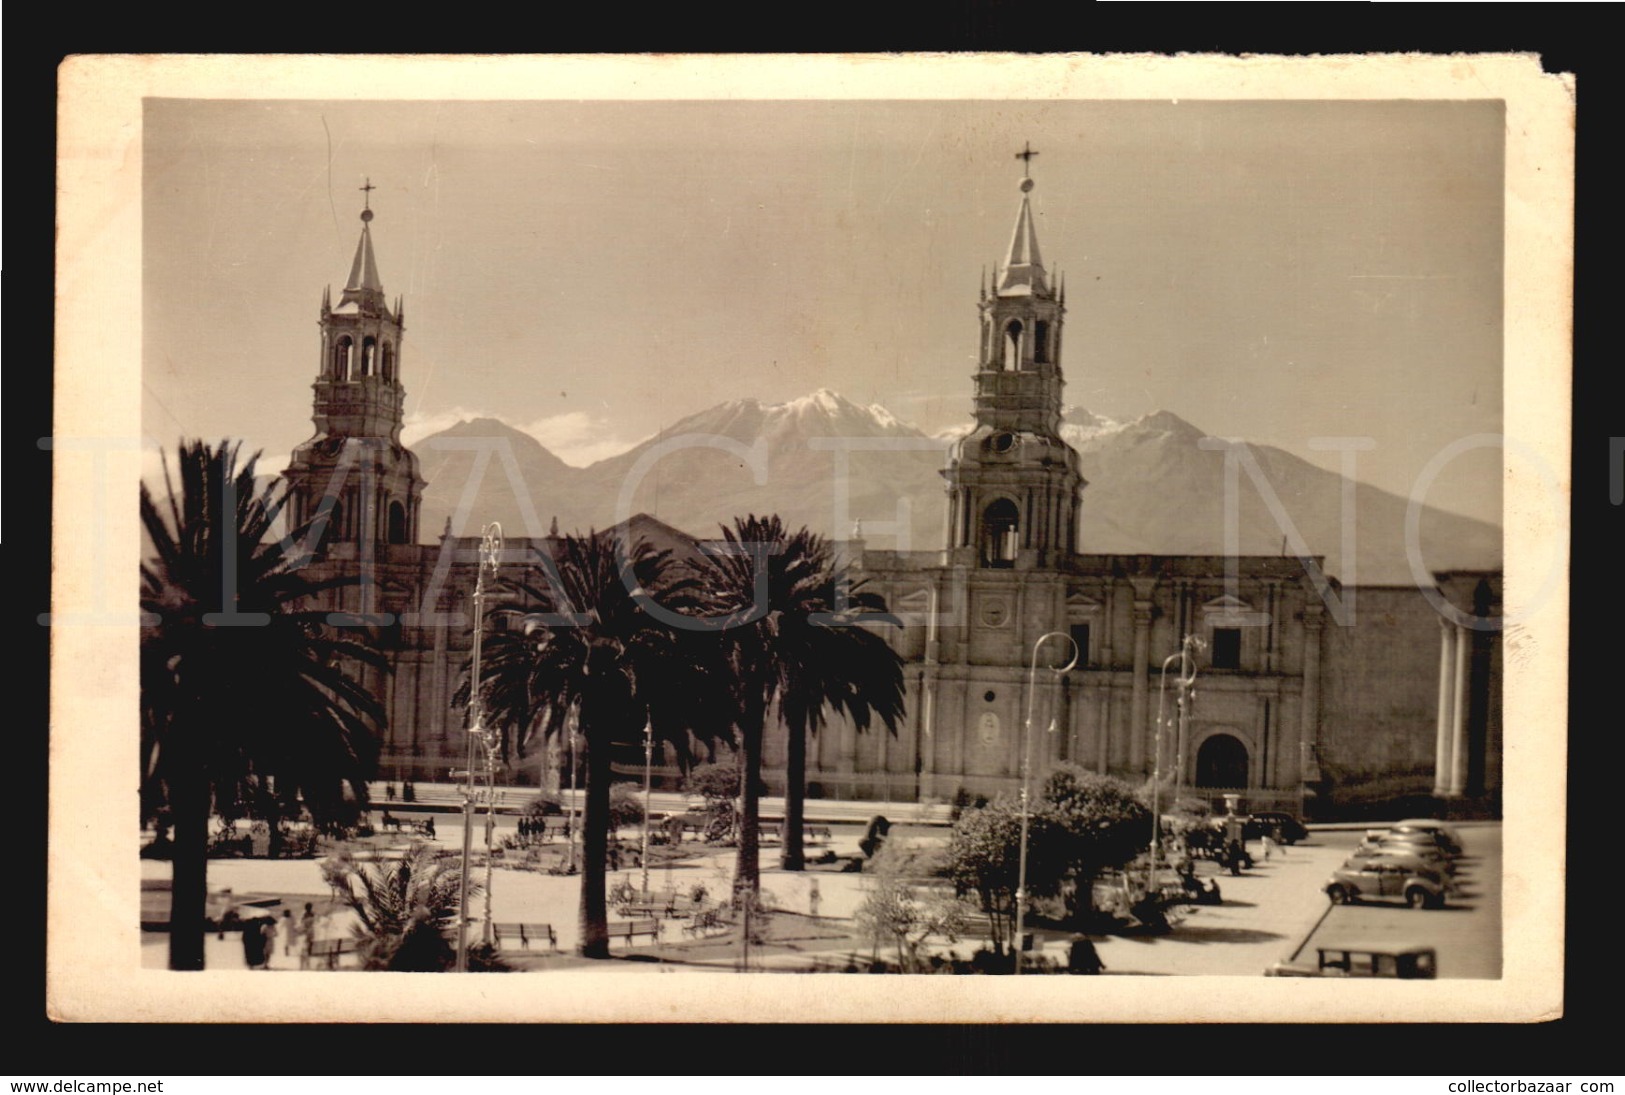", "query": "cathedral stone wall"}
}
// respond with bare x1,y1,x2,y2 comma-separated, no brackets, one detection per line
1317,586,1444,788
